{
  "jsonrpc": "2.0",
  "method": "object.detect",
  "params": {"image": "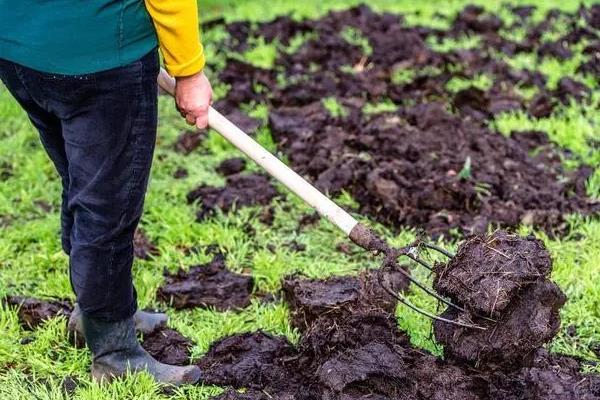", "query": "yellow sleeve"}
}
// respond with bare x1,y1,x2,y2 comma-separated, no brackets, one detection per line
145,0,206,77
